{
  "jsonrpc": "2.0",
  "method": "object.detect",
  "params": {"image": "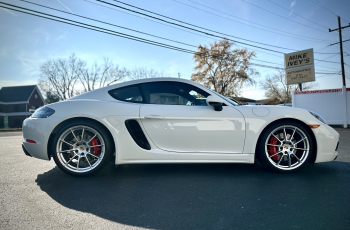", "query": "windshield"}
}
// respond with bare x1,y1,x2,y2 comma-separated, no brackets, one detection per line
204,87,239,106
